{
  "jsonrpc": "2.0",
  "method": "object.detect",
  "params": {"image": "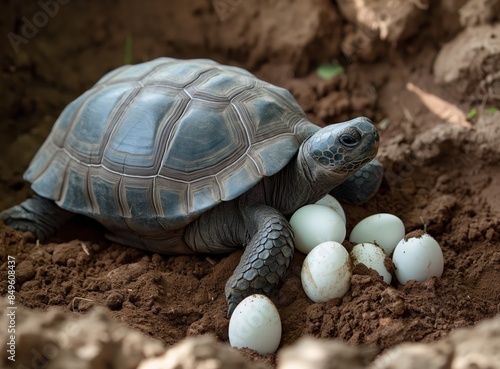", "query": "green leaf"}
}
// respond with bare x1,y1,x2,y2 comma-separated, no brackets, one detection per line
124,36,133,65
486,107,498,113
466,108,478,120
316,63,344,80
